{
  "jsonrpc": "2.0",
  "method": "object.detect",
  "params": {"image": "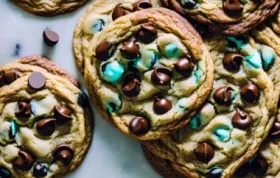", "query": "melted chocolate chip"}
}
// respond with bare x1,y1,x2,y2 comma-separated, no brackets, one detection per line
223,0,244,17
175,56,194,77
269,121,280,137
28,72,46,90
132,0,152,11
43,29,59,47
1,70,22,85
232,109,252,129
112,4,128,21
54,106,72,125
136,23,157,43
53,144,74,166
15,101,31,119
223,53,243,71
153,96,172,115
251,157,268,176
33,163,48,177
129,116,150,135
234,162,250,177
194,143,215,163
0,166,11,178
240,84,260,103
151,66,172,85
120,40,140,59
12,150,34,170
36,118,56,136
214,86,234,105
96,40,113,61
122,75,141,97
